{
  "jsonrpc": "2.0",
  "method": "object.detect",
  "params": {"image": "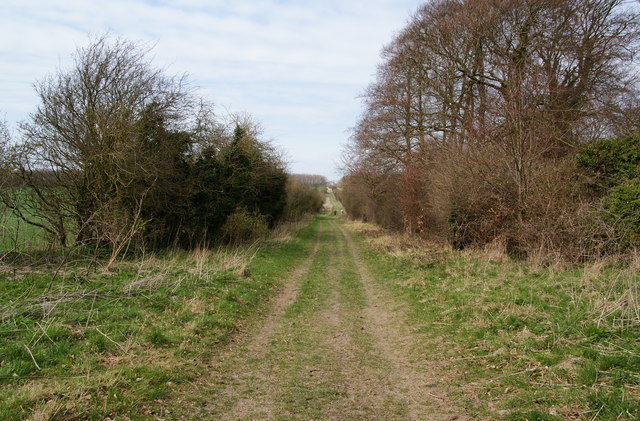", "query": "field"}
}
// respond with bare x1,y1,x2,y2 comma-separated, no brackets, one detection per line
0,208,46,251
